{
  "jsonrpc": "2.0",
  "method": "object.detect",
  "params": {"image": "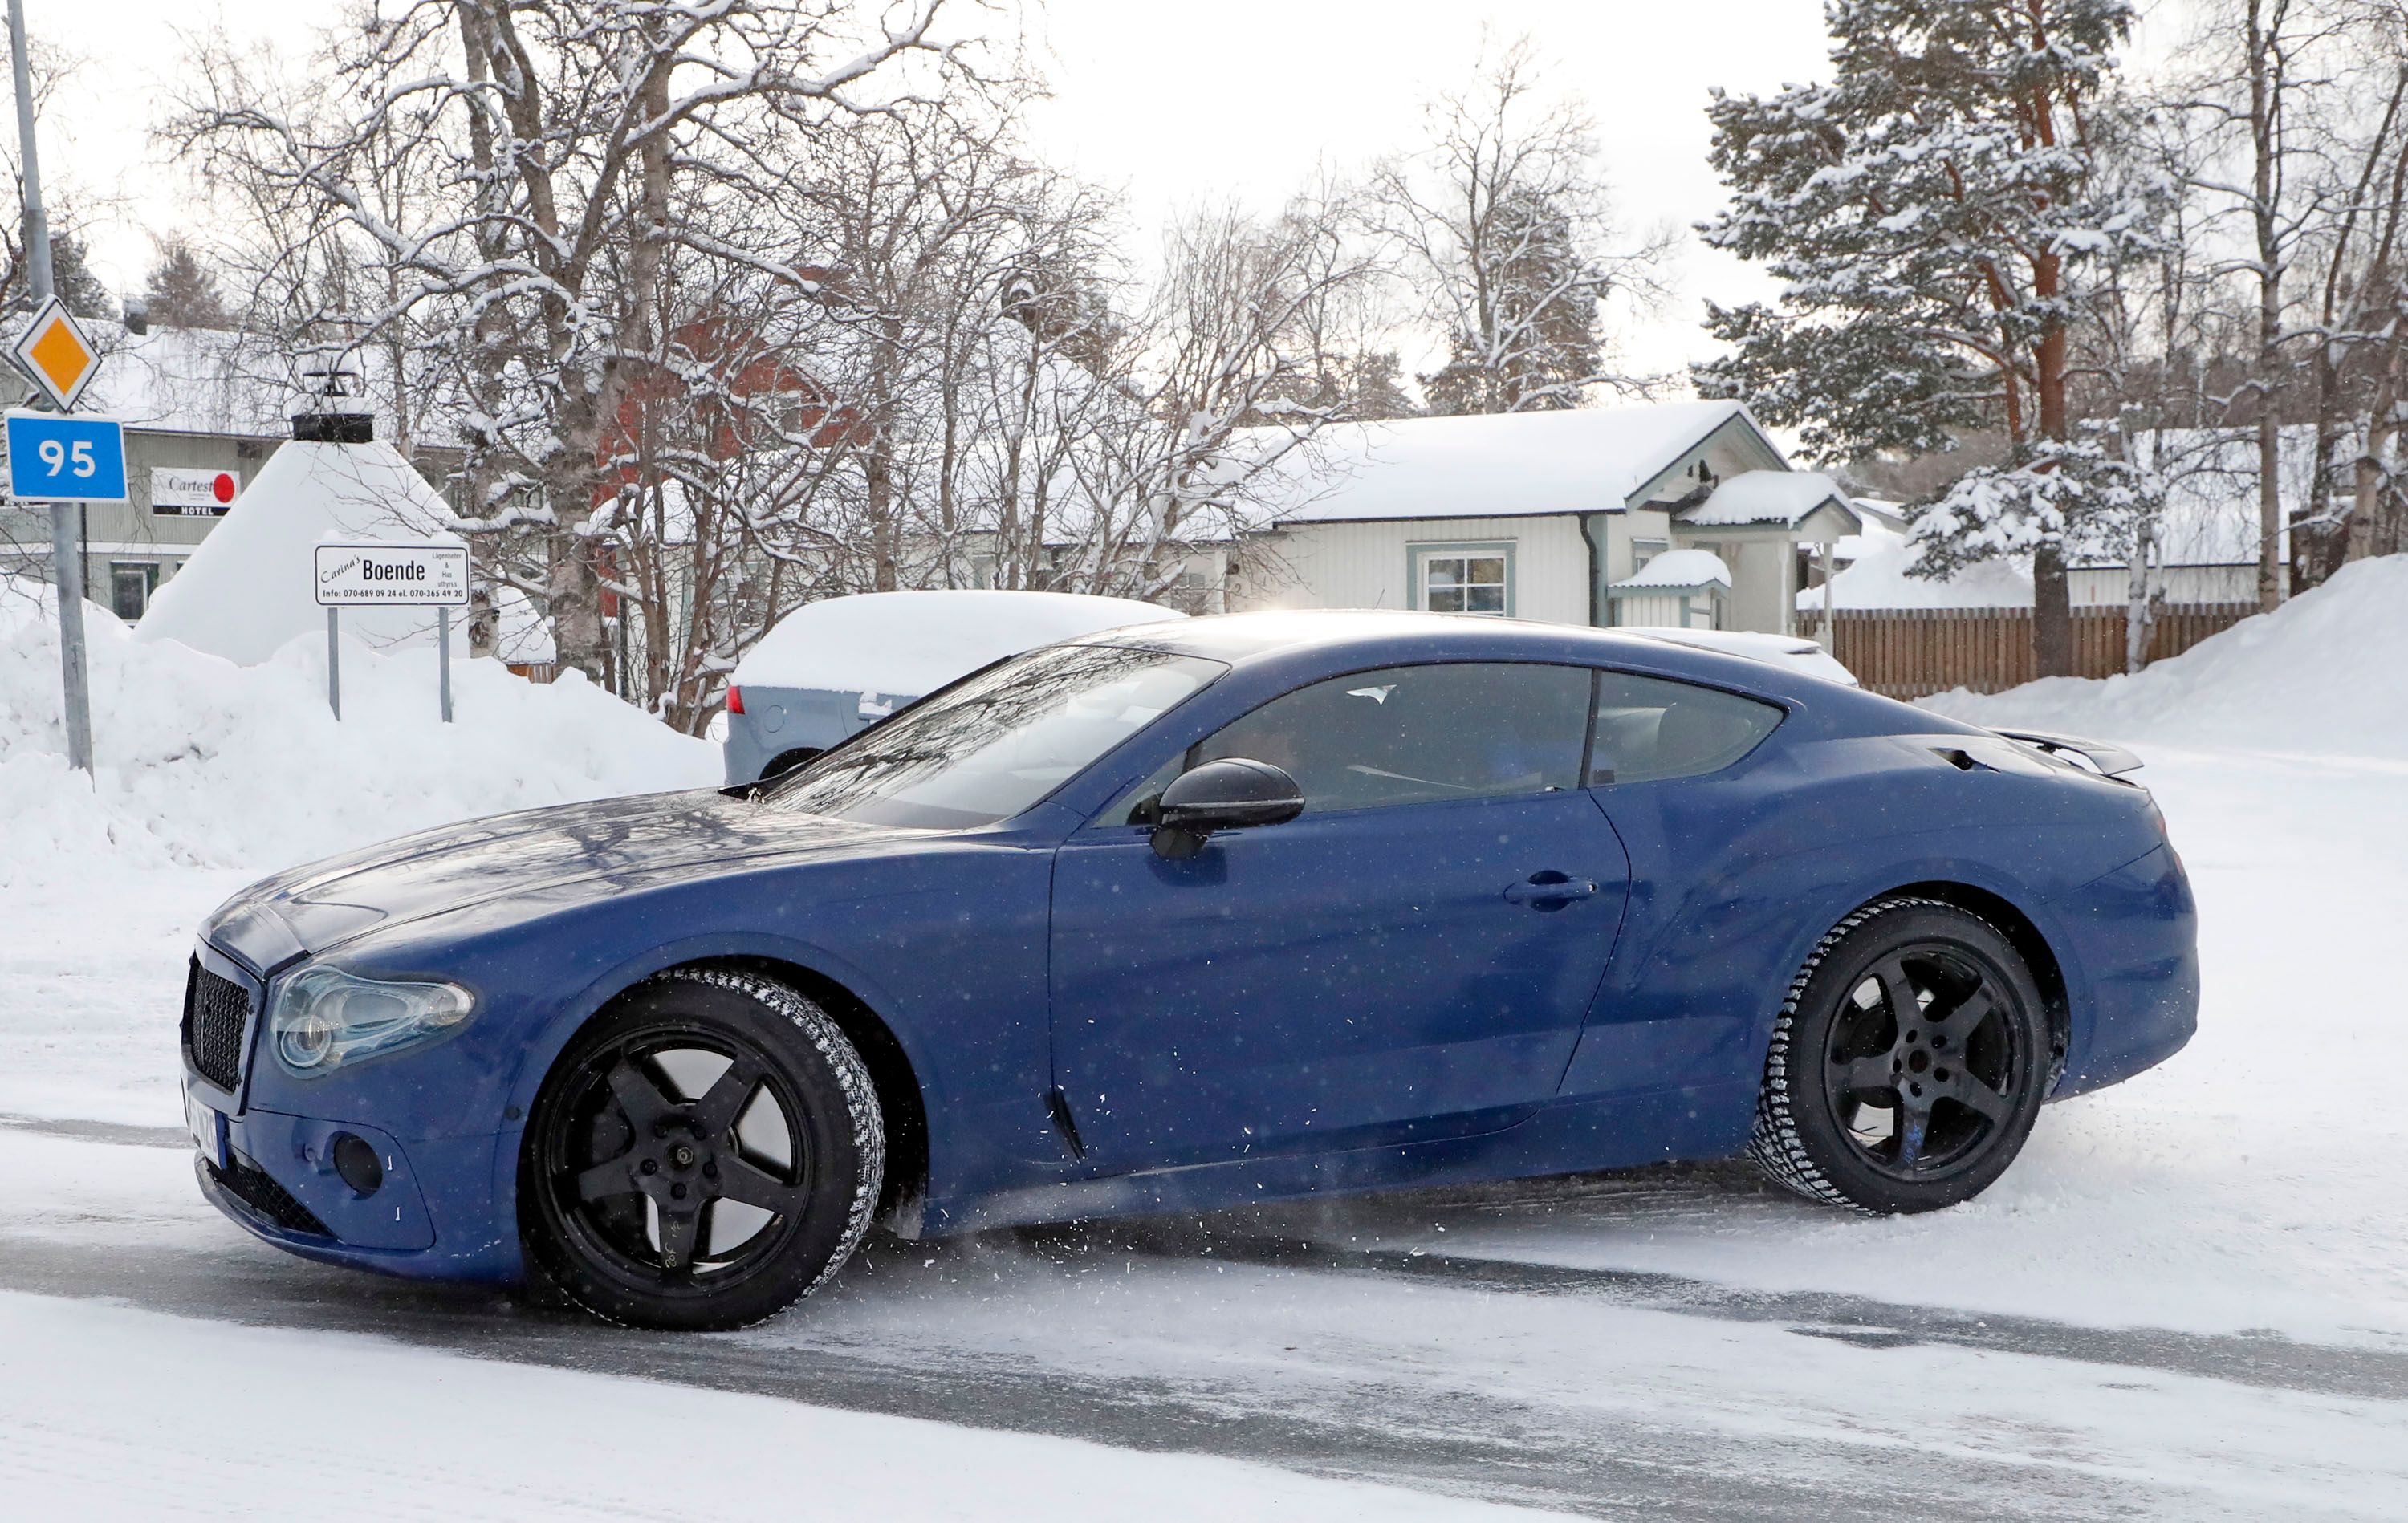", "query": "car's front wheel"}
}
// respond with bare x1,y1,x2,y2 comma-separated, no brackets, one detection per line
1749,899,2049,1213
521,969,883,1330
